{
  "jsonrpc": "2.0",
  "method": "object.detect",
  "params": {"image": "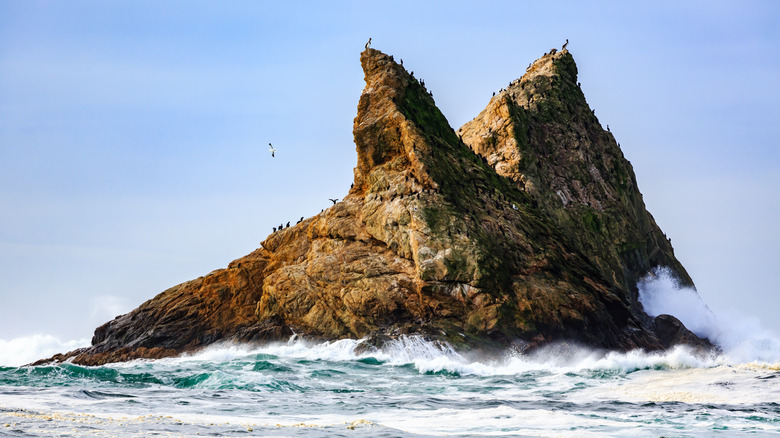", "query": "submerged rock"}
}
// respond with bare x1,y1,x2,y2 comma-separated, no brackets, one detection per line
38,47,710,366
